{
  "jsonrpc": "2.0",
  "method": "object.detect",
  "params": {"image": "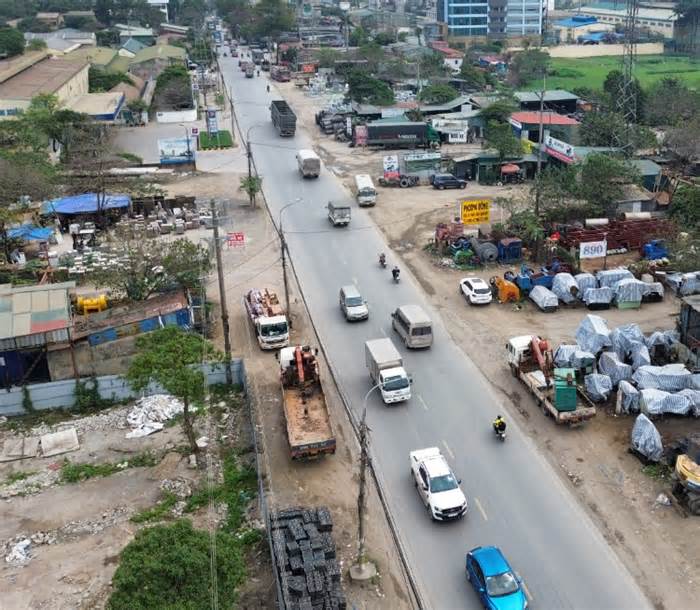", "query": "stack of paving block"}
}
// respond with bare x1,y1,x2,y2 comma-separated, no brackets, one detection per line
270,506,346,610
